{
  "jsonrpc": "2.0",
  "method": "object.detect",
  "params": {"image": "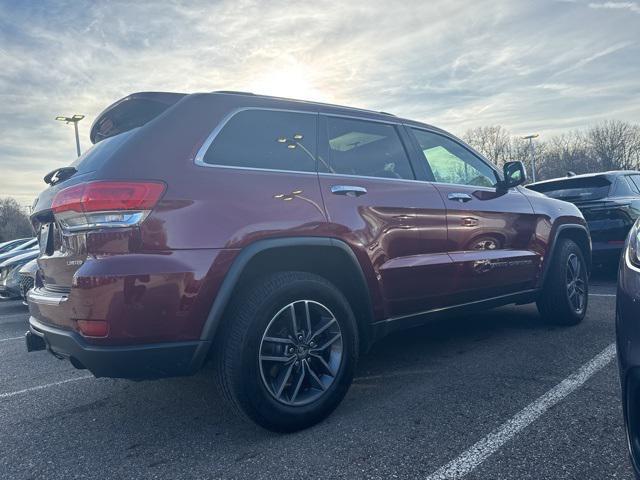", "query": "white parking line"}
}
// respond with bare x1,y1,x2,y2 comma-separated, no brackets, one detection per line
425,343,617,480
0,336,23,342
356,368,435,382
0,313,29,320
0,375,93,400
590,293,616,297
